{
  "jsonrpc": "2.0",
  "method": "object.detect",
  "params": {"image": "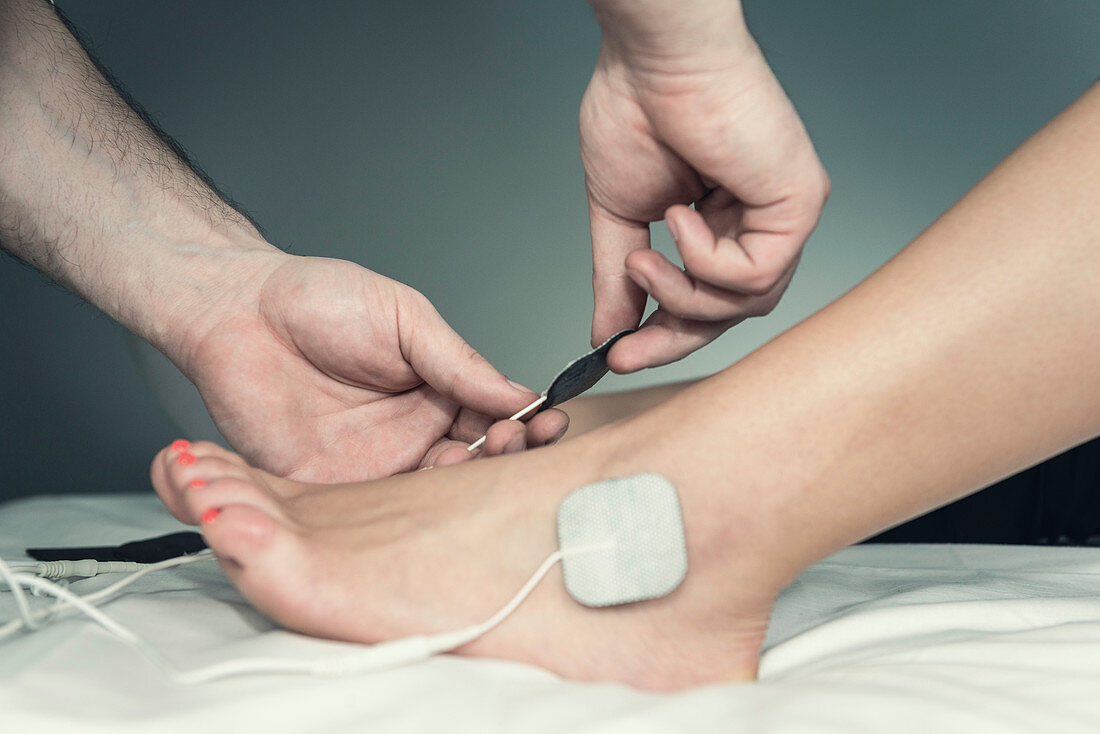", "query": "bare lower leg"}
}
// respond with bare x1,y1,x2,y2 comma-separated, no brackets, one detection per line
559,380,695,437
151,84,1100,690
606,82,1100,585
